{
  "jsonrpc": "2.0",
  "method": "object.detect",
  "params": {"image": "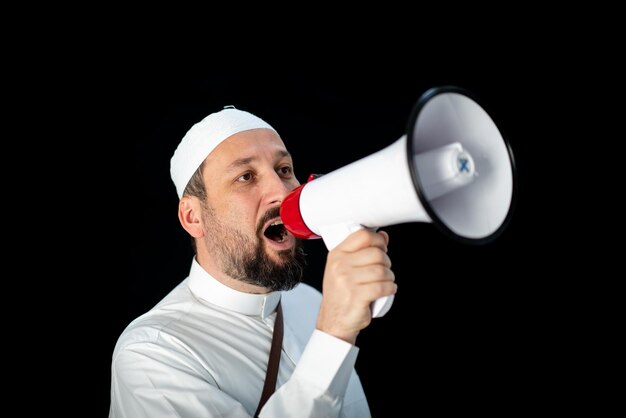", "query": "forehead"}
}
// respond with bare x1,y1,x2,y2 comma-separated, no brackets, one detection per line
205,128,289,168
